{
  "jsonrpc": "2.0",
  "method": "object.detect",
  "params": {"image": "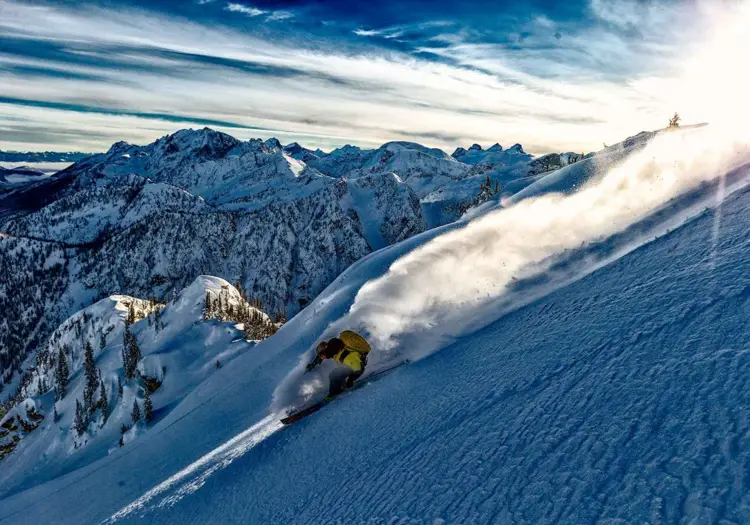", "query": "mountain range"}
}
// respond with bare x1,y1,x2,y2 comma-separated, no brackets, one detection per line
0,127,588,405
0,151,93,164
